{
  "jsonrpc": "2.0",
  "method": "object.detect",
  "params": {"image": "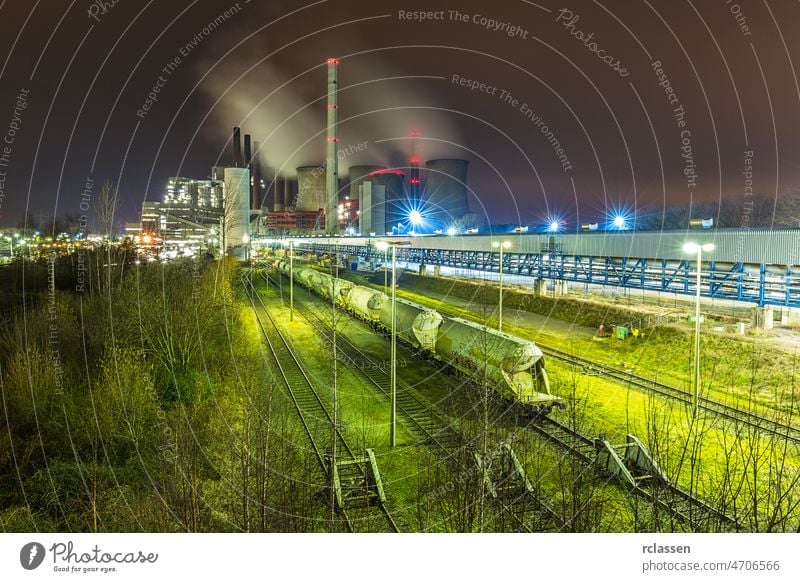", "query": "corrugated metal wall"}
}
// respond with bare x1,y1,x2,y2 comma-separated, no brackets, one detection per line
294,229,800,265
